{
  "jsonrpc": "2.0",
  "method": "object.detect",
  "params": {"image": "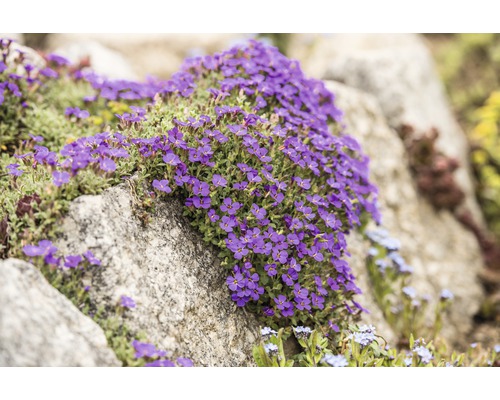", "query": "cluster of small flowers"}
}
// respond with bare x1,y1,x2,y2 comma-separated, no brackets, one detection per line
349,324,377,348
7,131,130,186
1,38,73,107
22,239,101,270
6,40,382,325
366,228,414,274
322,354,348,367
260,327,279,357
153,41,379,318
293,326,312,340
132,340,193,367
411,344,434,366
